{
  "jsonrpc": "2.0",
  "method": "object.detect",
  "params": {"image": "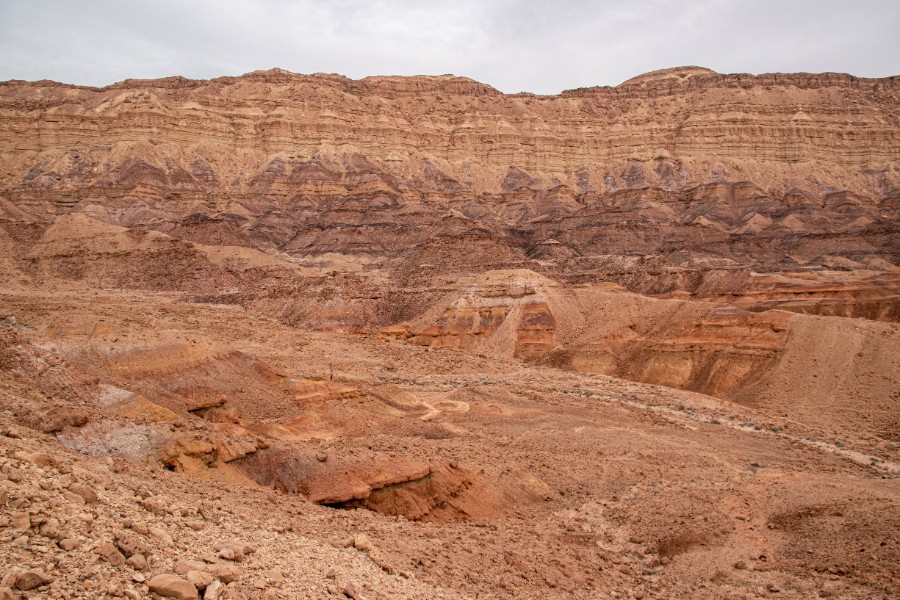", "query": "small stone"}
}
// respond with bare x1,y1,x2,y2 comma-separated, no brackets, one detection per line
269,569,285,584
58,538,80,551
343,582,362,599
174,560,207,576
68,483,99,504
15,570,53,591
253,580,267,590
316,452,328,463
133,573,146,583
186,571,214,590
39,517,61,538
61,490,85,505
37,406,89,433
211,565,240,584
217,545,244,562
11,512,30,530
95,542,126,566
0,586,15,600
203,580,224,600
147,574,198,600
106,581,124,596
115,530,150,558
149,526,174,547
128,520,150,535
140,498,168,516
734,561,747,570
126,553,148,570
29,454,54,468
352,534,373,553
